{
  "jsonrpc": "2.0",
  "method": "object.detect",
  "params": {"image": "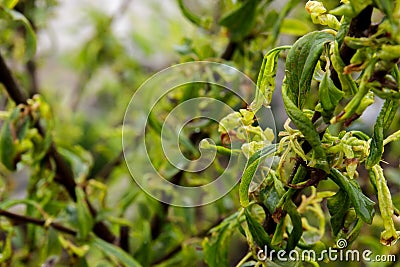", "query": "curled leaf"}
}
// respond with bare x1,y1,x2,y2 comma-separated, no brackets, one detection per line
366,99,399,168
370,165,400,246
251,46,291,112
